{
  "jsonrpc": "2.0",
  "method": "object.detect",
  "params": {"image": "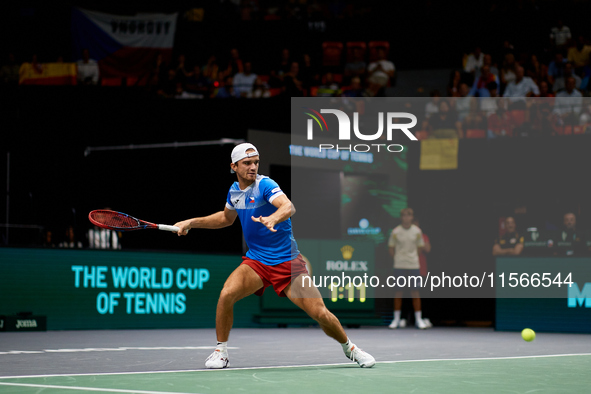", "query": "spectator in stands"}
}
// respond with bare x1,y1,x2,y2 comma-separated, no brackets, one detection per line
344,47,366,85
174,54,191,83
492,217,524,256
233,61,258,97
342,76,364,97
363,76,386,97
525,54,547,86
0,53,20,85
529,101,554,136
213,75,236,98
367,48,395,88
267,69,283,89
480,81,499,117
463,96,486,132
203,55,220,83
455,83,472,121
76,49,99,85
185,65,210,98
317,72,341,97
276,48,291,76
424,90,441,120
447,70,463,97
226,48,244,77
552,62,581,93
149,53,169,90
475,54,499,81
503,65,540,108
42,229,56,248
550,19,571,50
548,52,567,90
556,212,587,256
427,99,462,138
500,53,517,92
88,226,121,249
538,81,555,98
282,62,304,97
464,46,484,74
567,36,591,75
470,65,499,97
553,76,583,123
578,103,591,125
300,53,319,90
174,82,196,99
248,77,271,98
157,68,180,98
58,225,83,249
